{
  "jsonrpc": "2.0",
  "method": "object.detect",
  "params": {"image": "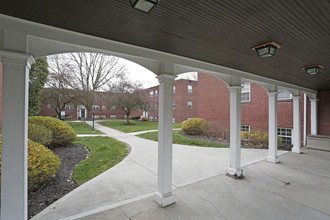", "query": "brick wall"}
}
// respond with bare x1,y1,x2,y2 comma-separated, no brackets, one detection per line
318,90,330,135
